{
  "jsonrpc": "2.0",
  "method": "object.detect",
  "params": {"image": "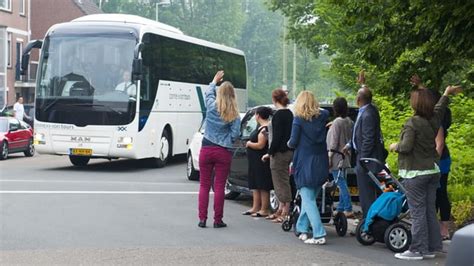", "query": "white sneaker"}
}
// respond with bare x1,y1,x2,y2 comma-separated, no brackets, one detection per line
304,237,326,245
422,252,436,259
395,250,423,260
298,233,308,241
